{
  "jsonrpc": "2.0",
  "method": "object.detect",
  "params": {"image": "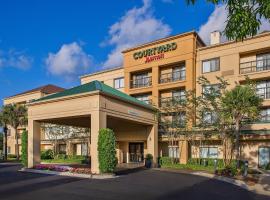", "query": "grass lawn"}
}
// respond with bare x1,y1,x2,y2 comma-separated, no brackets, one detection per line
161,163,217,173
41,158,85,164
